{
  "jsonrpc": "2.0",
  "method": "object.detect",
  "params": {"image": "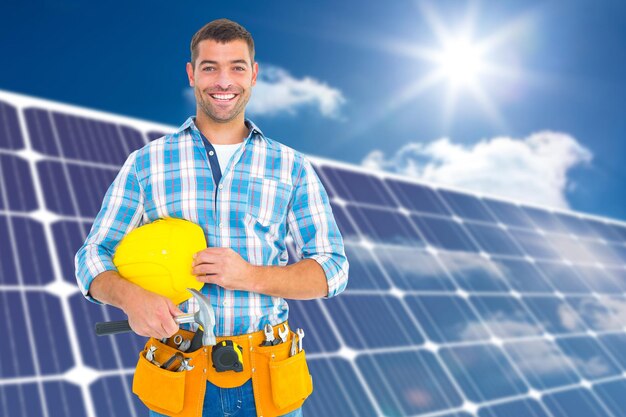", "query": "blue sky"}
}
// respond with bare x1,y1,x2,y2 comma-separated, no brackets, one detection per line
1,0,624,221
